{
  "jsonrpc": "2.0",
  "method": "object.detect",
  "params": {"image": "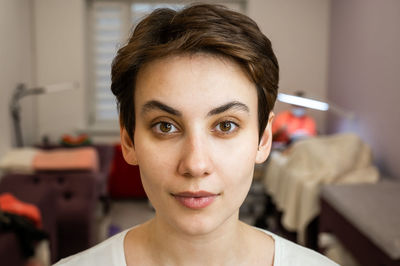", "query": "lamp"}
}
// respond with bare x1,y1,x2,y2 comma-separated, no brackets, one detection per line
10,82,79,147
277,92,354,119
